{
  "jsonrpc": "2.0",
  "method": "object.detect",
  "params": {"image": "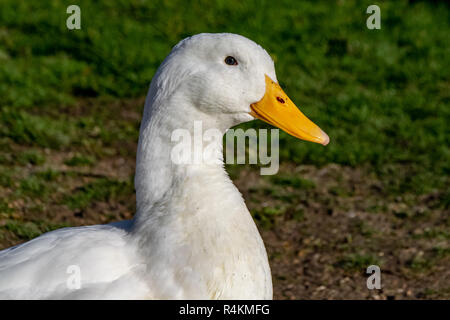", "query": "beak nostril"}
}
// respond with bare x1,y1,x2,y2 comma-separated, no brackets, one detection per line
276,97,285,104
